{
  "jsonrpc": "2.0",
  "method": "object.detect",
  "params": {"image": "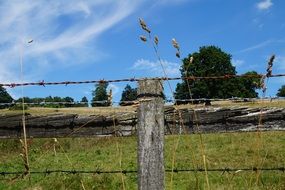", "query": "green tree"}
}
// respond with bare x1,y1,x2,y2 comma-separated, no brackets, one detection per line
16,97,32,103
80,96,89,107
45,96,54,103
175,46,259,101
53,96,63,102
120,84,137,106
91,82,110,107
64,96,74,107
276,85,285,97
0,86,13,109
235,71,260,98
